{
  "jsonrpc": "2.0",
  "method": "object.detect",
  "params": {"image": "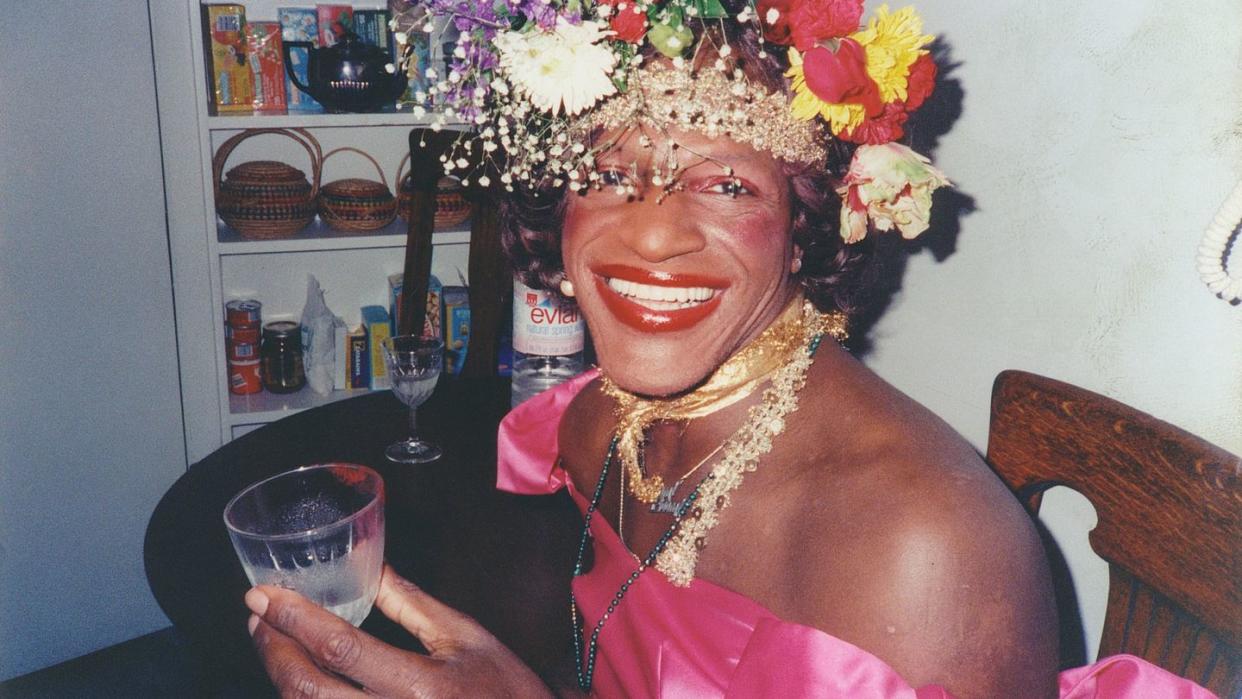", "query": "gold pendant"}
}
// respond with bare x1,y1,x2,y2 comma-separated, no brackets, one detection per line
626,464,665,504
